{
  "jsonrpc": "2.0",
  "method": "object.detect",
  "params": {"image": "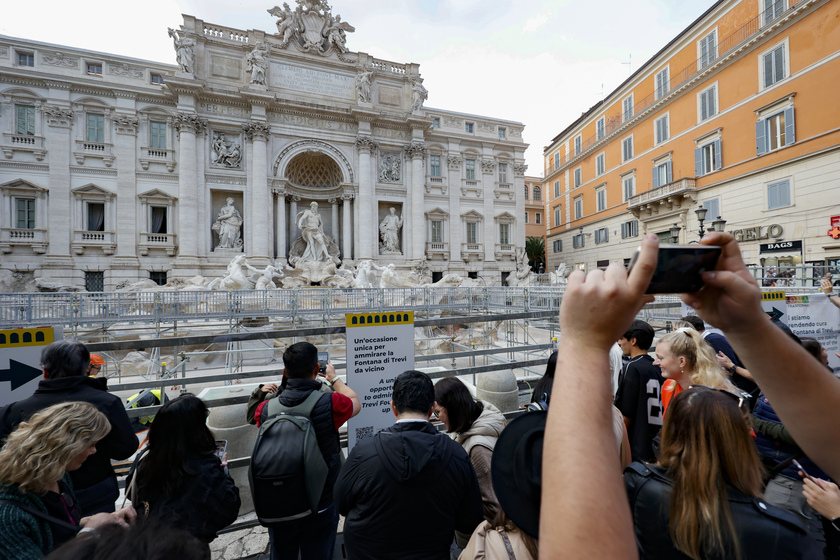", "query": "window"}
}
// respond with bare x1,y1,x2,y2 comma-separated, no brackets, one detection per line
431,220,443,243
15,198,35,229
151,73,165,85
655,114,669,145
574,135,582,155
763,44,786,88
524,185,529,200
553,153,559,169
465,159,476,180
767,179,791,209
465,122,474,133
574,167,582,187
15,105,35,136
554,206,562,226
525,212,529,224
652,160,673,188
151,206,168,234
621,220,639,239
702,198,720,222
86,62,103,76
499,223,510,245
574,196,583,220
655,68,670,99
595,227,609,244
86,114,105,143
573,233,585,249
498,163,508,183
430,155,441,177
623,175,635,201
533,186,541,201
535,213,541,225
87,202,105,232
763,0,785,24
622,136,634,162
596,188,607,212
498,127,506,139
623,95,634,122
17,51,34,67
596,153,605,176
553,239,562,252
432,118,440,128
150,271,168,286
597,117,605,140
757,107,795,155
554,181,560,198
85,271,104,292
150,121,167,150
699,30,717,69
695,139,722,176
699,85,717,122
466,222,478,244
